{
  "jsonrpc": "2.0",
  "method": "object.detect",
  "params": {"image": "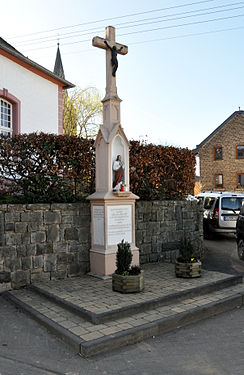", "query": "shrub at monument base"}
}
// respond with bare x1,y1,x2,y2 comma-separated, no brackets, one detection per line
112,240,144,293
175,237,202,278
